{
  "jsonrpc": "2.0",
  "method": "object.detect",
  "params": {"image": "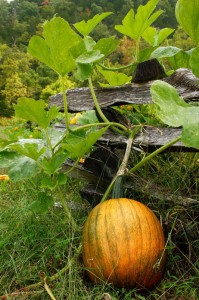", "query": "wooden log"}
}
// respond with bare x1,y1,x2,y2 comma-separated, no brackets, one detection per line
62,160,198,208
49,68,199,112
54,123,198,151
